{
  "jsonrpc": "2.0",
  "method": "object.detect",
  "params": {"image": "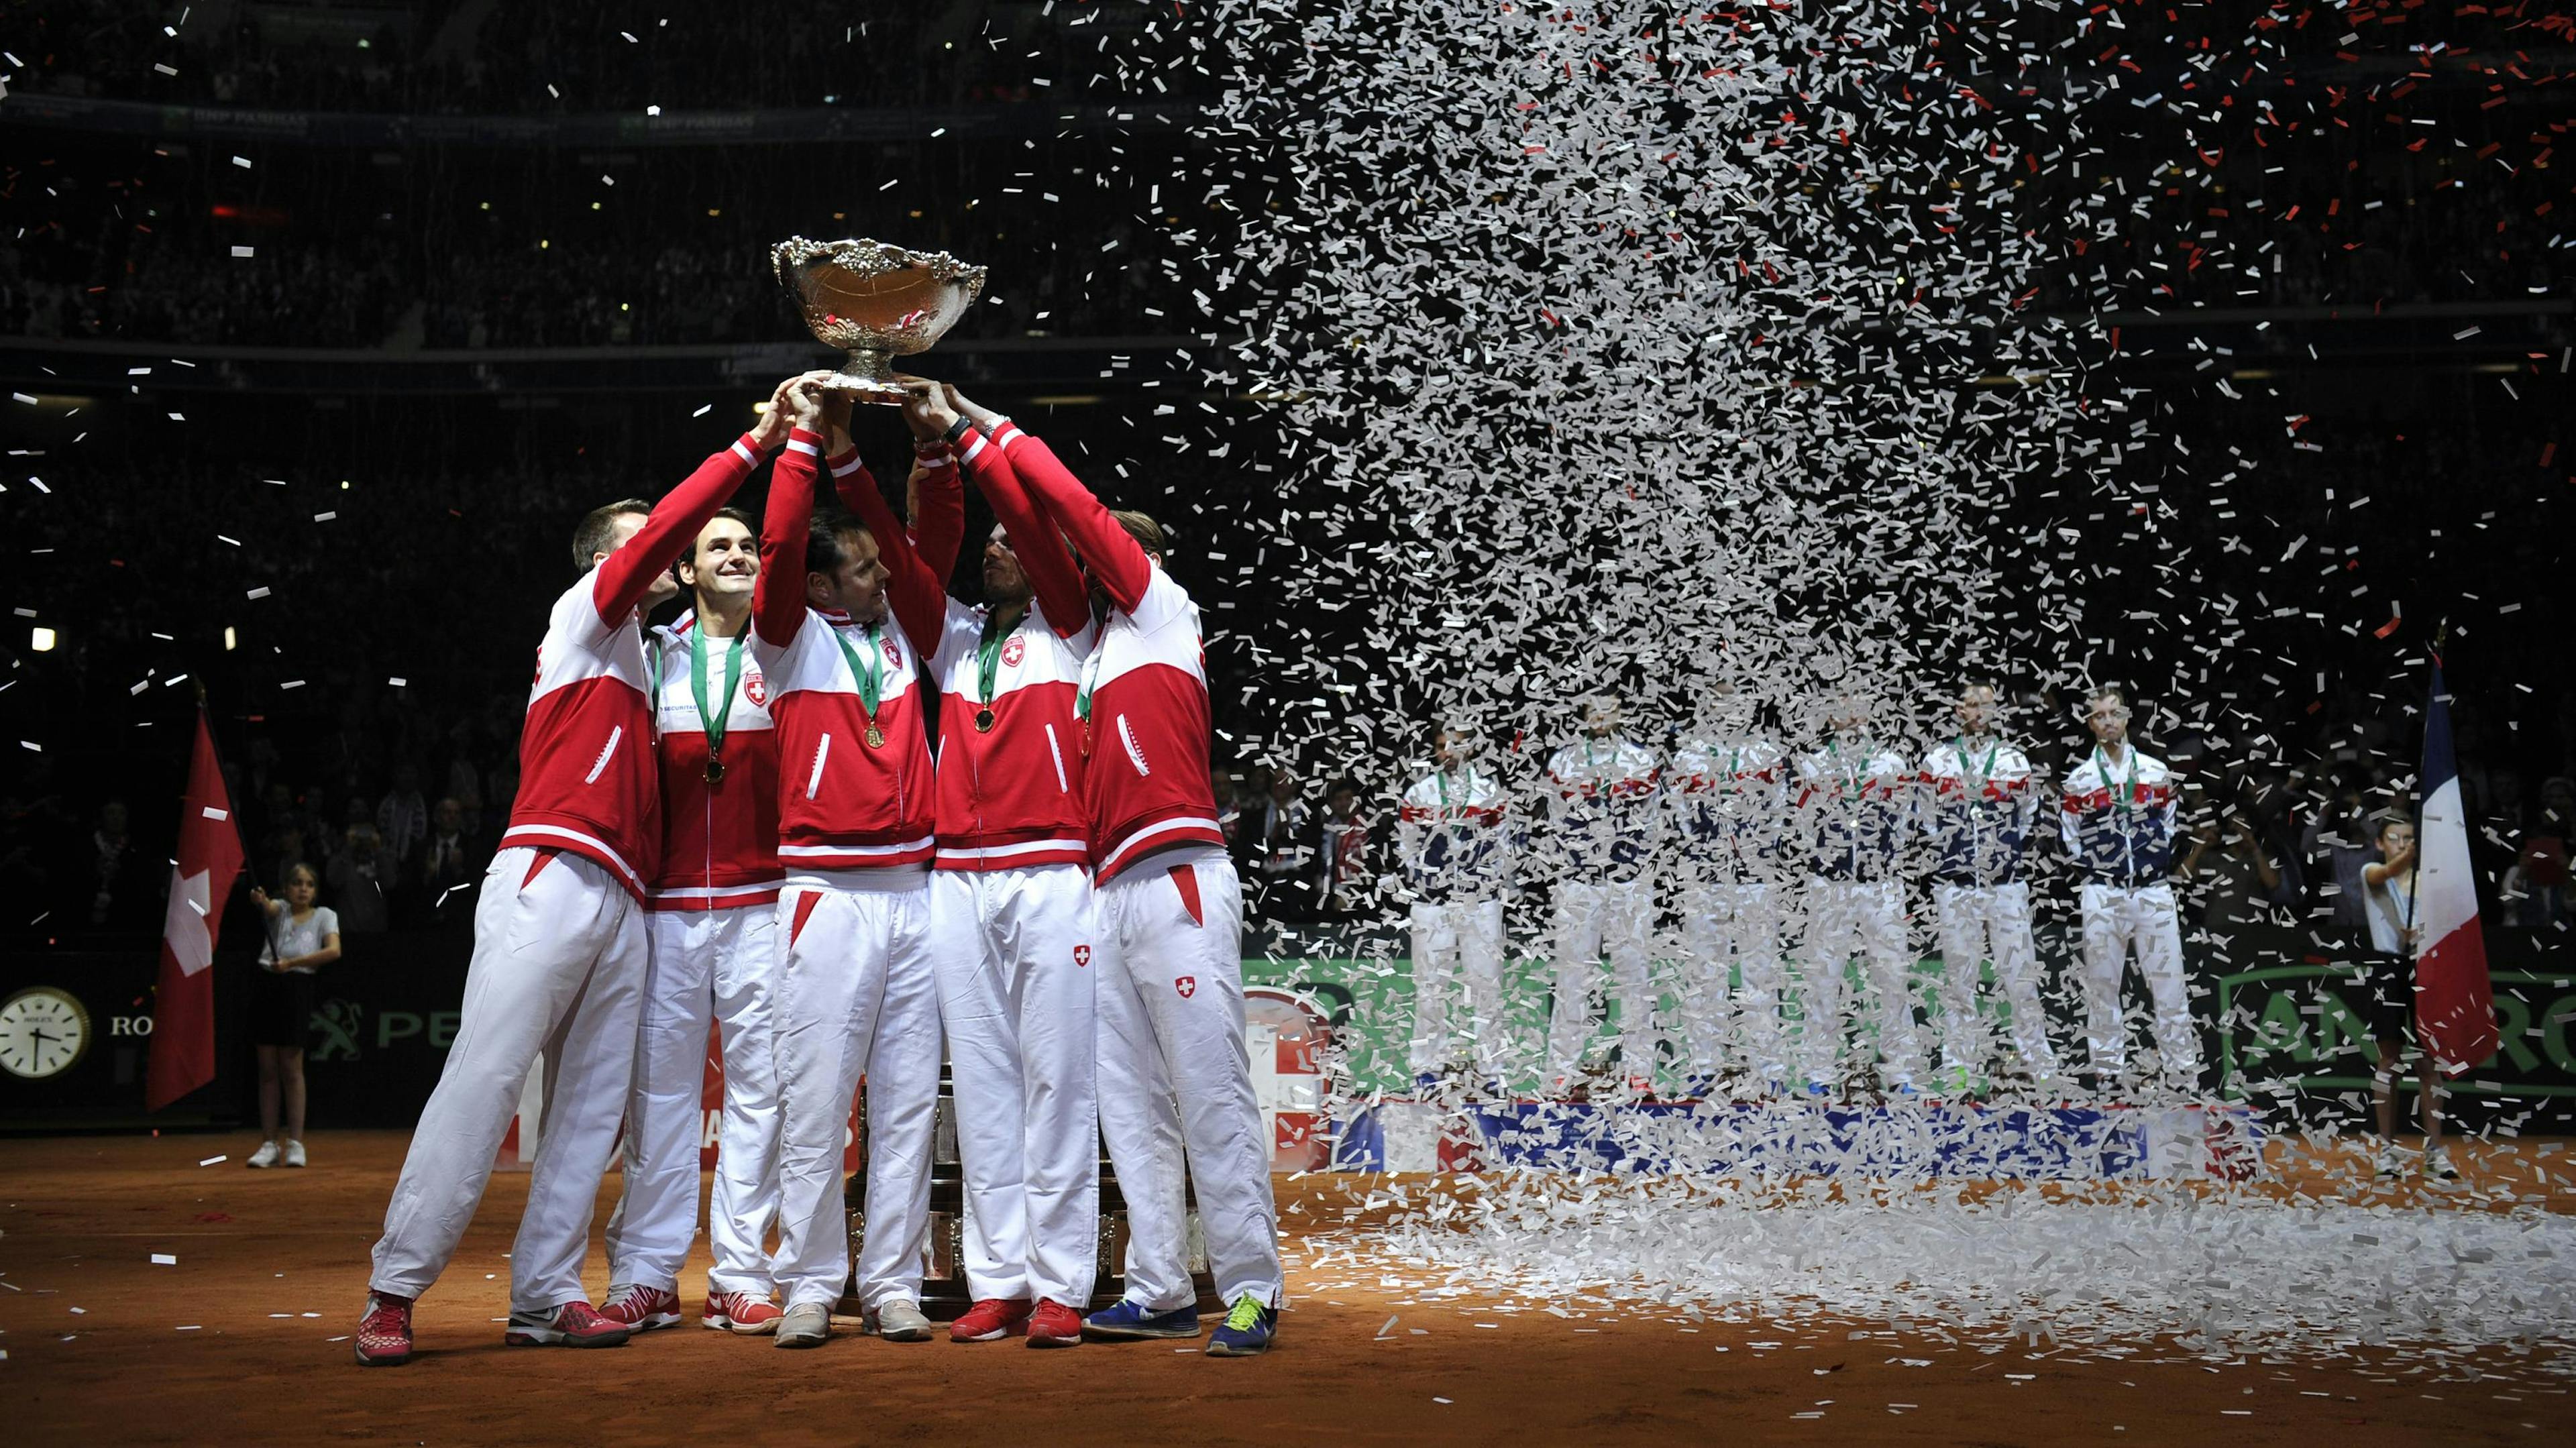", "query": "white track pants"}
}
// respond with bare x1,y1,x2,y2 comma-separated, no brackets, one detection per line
1544,876,1657,1087
1930,881,2059,1085
369,848,644,1313
604,904,782,1298
1095,854,1283,1311
1678,881,1786,1082
1406,898,1507,1080
1800,879,1923,1089
2076,881,2198,1087
770,875,938,1313
929,865,1098,1310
